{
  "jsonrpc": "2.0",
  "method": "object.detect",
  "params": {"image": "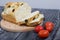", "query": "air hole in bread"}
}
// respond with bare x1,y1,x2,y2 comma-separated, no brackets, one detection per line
21,3,23,6
8,5,10,8
25,19,28,23
12,9,15,12
33,17,35,20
